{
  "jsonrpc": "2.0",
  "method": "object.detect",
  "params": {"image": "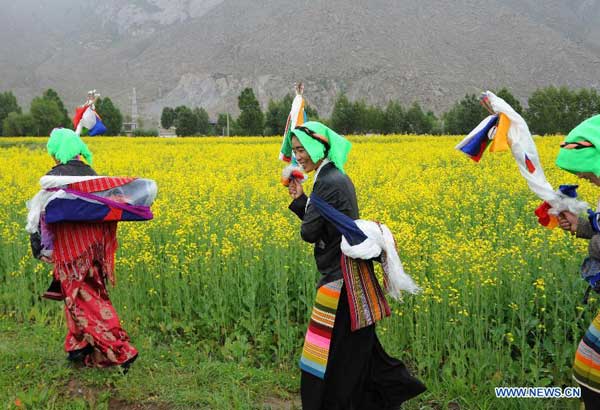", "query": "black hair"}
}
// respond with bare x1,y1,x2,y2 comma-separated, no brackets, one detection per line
294,126,330,157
